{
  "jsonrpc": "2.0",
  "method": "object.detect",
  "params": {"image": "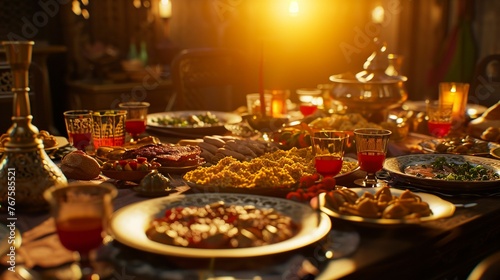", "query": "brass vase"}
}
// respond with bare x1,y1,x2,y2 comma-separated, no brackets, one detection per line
0,41,67,213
